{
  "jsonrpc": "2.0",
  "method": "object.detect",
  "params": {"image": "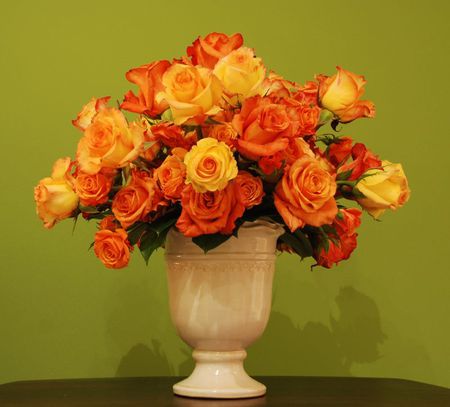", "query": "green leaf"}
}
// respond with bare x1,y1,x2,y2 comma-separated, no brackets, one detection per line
205,117,223,125
127,222,148,246
161,108,173,122
148,208,180,235
139,229,159,264
336,169,353,181
79,205,99,214
192,233,232,253
279,229,313,259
